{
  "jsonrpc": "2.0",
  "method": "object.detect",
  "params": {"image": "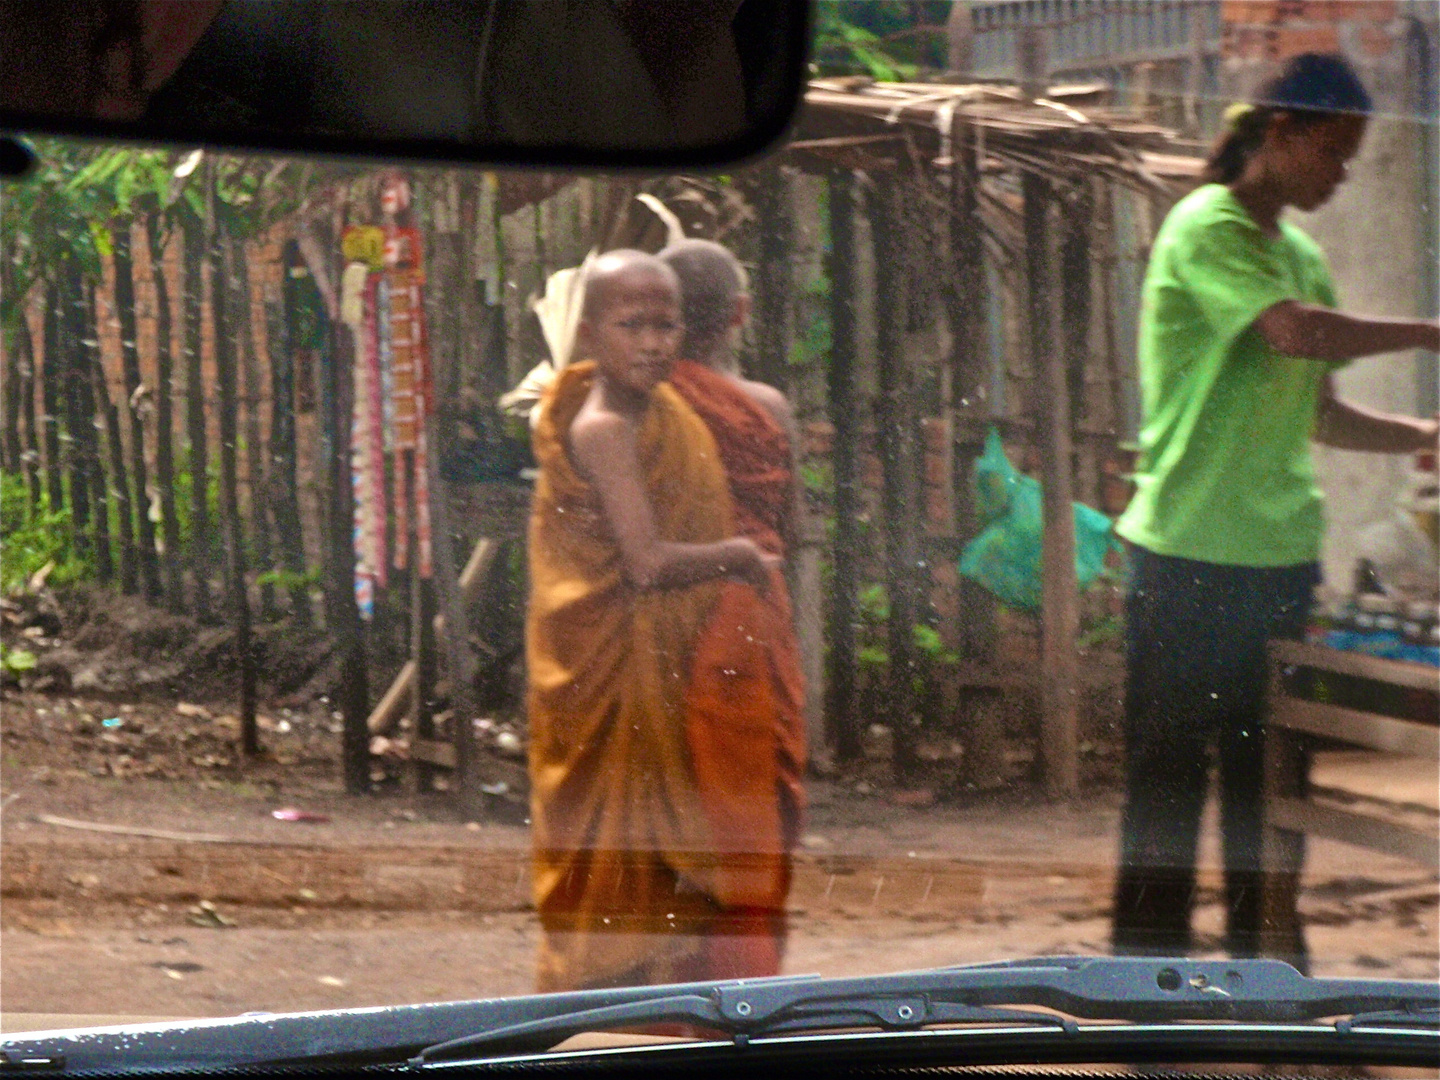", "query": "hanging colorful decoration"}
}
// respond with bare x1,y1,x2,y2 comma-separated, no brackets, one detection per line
343,172,435,612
